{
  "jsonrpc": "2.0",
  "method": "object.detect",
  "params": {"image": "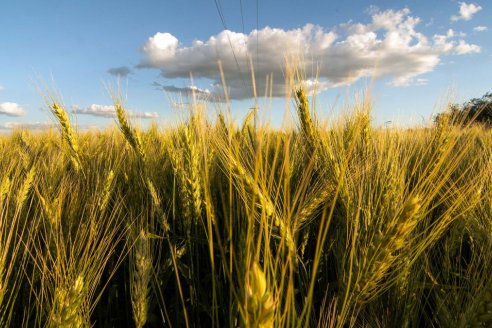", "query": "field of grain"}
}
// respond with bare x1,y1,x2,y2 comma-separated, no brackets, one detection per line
1,88,492,327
